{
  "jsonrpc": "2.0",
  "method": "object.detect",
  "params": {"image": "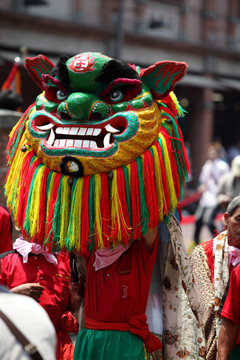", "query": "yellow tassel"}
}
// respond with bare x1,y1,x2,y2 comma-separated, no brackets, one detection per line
111,169,131,244
111,169,122,243
28,164,45,237
126,163,131,188
15,145,31,218
59,175,71,249
169,91,185,117
5,138,28,215
152,145,164,220
159,134,178,211
44,171,56,241
68,178,83,250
